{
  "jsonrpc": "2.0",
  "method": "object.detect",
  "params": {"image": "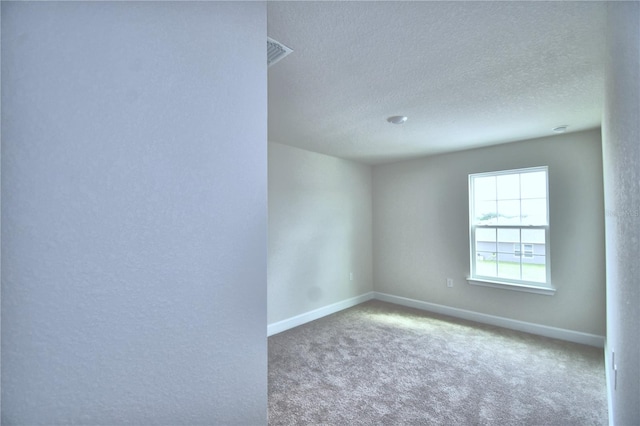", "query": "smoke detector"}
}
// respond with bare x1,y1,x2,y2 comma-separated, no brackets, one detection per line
387,116,408,125
268,37,293,67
